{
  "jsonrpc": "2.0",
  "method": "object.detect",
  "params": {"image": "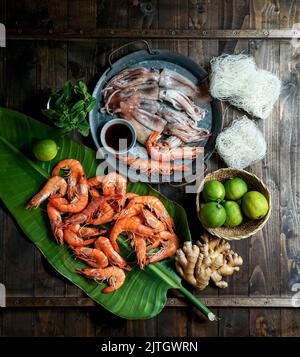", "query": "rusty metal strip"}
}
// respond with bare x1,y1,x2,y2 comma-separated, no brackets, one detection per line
6,28,300,40
3,296,295,308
